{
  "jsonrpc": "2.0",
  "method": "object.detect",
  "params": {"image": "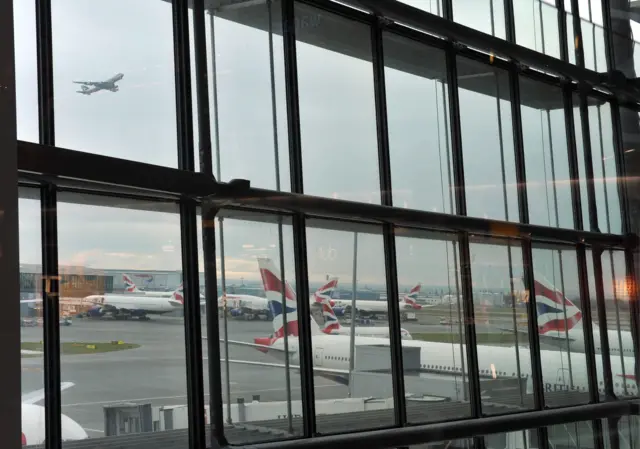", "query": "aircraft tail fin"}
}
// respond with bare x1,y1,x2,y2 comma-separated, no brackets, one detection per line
313,277,339,305
123,274,140,293
532,276,583,335
402,283,423,310
321,303,342,334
